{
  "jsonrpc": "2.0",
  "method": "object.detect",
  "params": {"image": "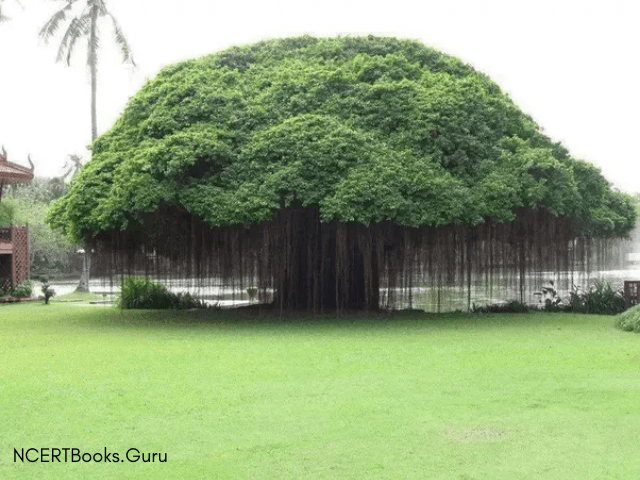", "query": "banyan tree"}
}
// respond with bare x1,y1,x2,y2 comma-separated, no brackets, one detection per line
47,36,637,312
